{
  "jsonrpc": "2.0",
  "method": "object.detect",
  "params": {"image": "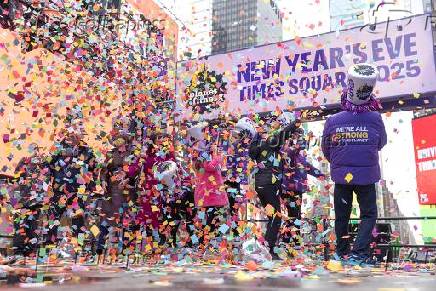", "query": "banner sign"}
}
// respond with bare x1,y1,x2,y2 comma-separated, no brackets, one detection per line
175,14,436,120
412,114,436,205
